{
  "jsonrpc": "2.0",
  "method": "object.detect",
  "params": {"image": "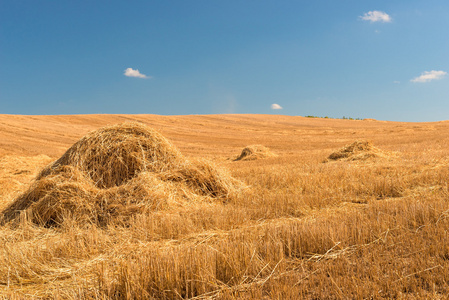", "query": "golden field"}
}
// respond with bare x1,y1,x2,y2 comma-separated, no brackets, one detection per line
1,114,449,299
